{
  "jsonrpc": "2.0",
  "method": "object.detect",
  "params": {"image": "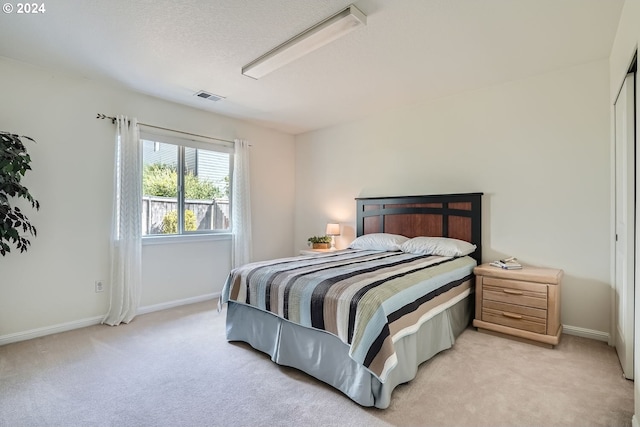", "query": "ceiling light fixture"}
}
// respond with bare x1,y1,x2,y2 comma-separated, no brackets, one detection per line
242,4,366,79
